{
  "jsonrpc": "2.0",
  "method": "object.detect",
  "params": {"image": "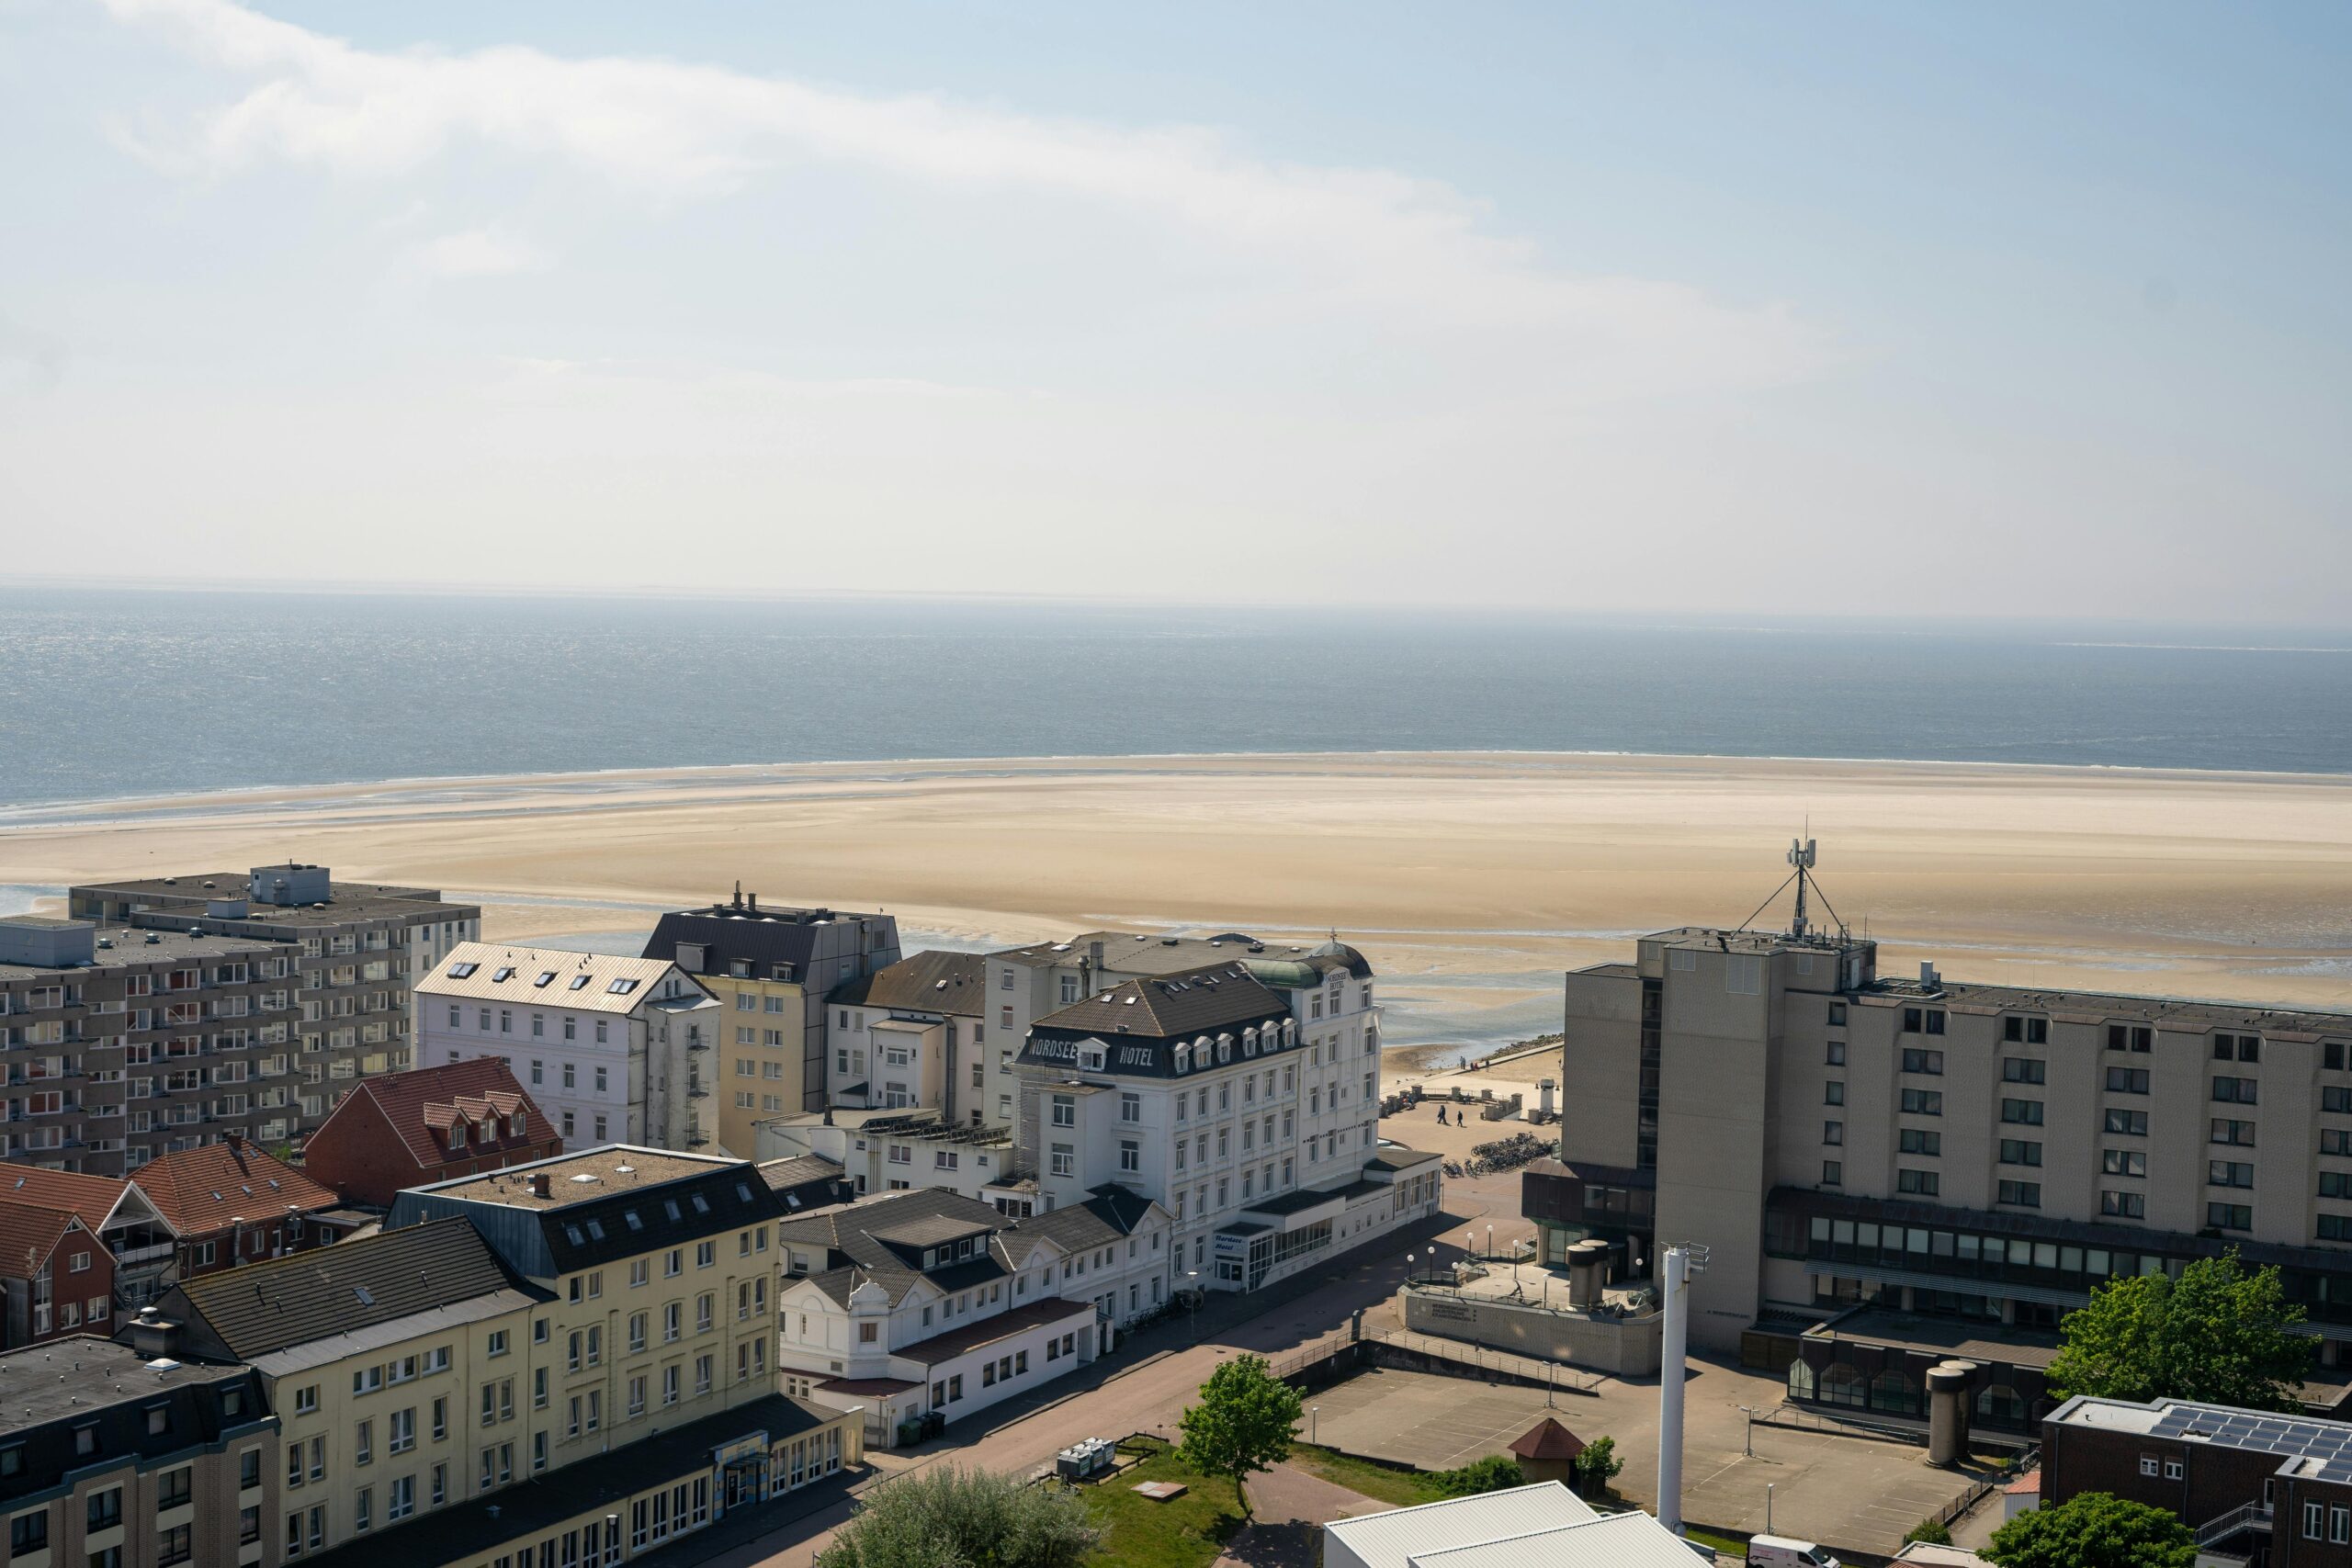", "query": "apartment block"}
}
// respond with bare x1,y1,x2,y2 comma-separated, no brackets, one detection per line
1536,913,2352,1385
68,865,481,1129
641,893,899,1141
754,1108,1018,1208
825,950,986,1119
1,916,302,1177
1010,939,1442,1292
0,1336,275,1568
413,944,718,1151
